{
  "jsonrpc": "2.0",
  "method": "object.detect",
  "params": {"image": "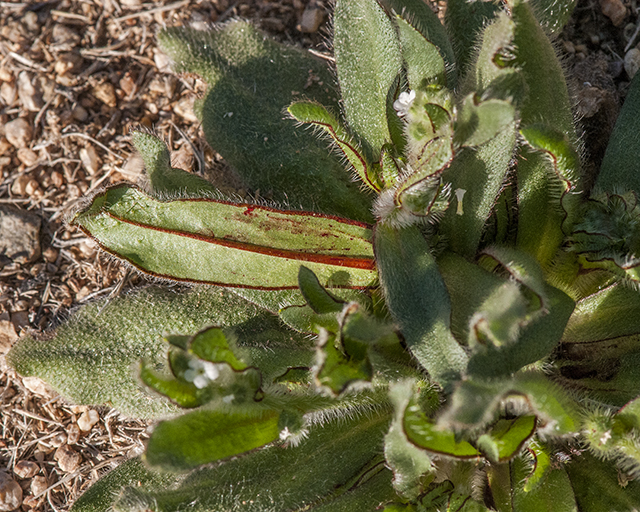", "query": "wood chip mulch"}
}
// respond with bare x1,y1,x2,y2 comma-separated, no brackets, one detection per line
0,0,637,510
